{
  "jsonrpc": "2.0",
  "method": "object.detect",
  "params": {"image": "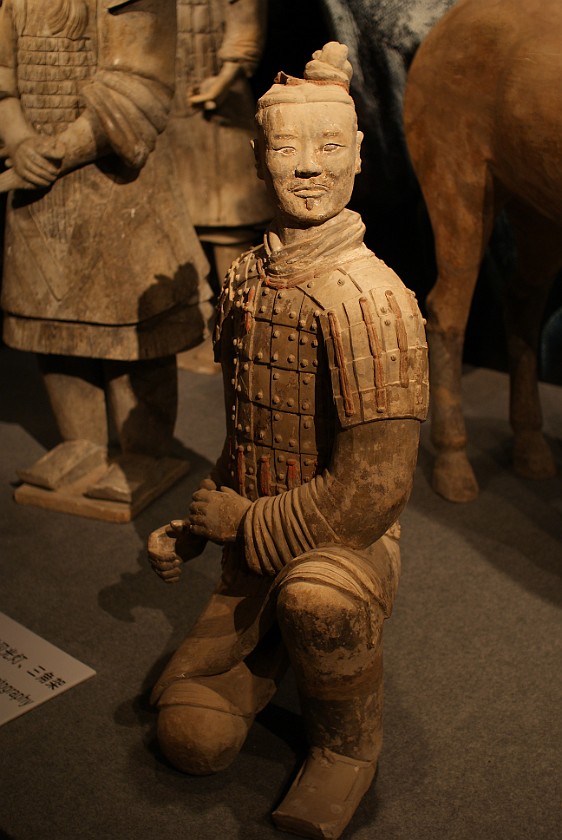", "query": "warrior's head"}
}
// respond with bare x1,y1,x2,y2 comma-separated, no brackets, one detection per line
253,42,363,228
